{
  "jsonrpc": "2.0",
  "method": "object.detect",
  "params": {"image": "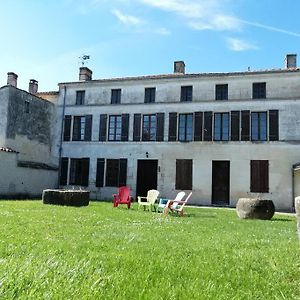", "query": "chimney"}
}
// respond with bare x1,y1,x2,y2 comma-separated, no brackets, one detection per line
285,54,297,69
28,79,38,94
79,67,92,81
7,72,18,87
174,61,185,74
